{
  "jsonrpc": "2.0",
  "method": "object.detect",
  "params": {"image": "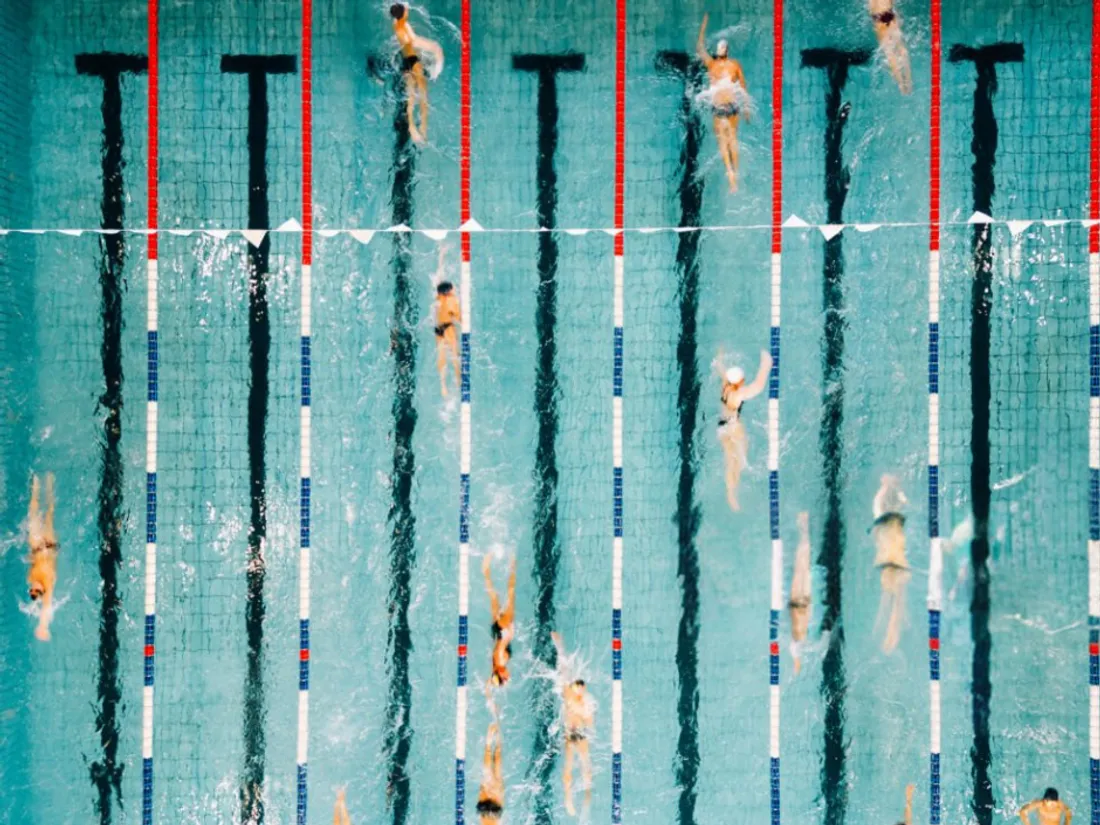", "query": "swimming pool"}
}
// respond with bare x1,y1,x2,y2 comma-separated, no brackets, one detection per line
0,0,1097,823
